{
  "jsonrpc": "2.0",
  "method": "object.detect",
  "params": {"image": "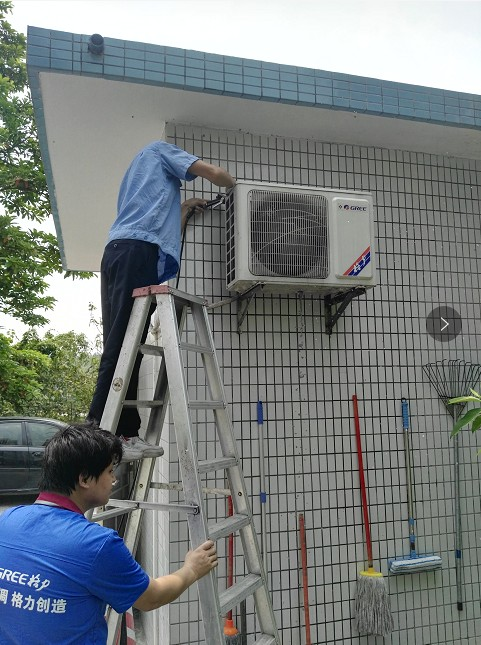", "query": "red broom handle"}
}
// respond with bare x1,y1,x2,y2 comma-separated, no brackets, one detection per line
299,514,312,645
352,394,374,567
227,495,234,621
